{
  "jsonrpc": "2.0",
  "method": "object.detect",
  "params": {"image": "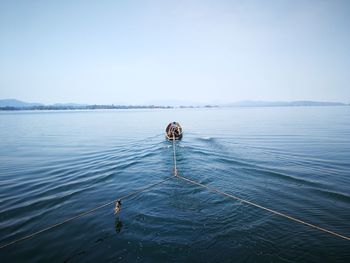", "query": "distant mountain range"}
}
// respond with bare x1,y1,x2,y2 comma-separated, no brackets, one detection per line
0,99,89,108
0,99,44,107
0,99,347,110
